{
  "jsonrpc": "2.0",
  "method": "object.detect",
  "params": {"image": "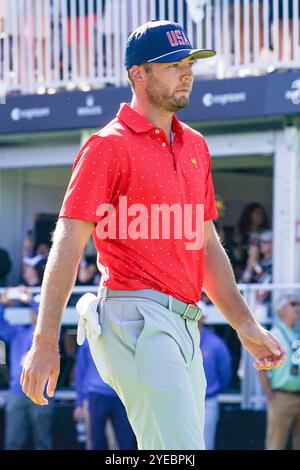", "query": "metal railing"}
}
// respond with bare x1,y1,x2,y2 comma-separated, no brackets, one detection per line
0,0,299,96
